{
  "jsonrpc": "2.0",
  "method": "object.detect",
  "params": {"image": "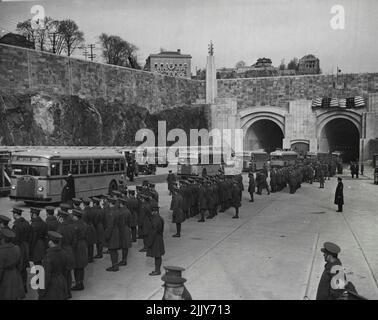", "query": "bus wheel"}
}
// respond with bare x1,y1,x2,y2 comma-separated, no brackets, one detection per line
108,180,118,194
